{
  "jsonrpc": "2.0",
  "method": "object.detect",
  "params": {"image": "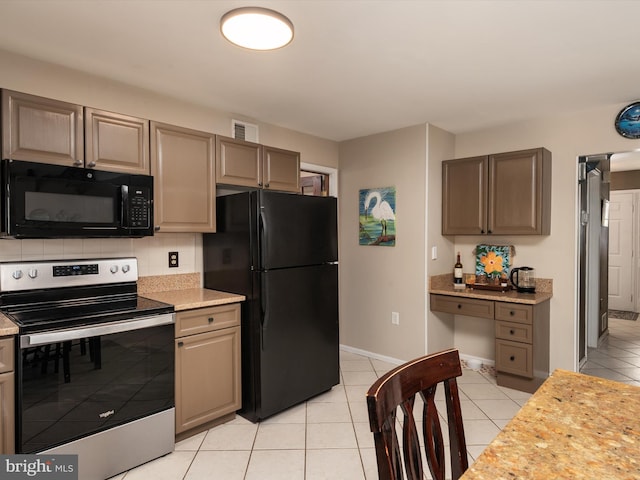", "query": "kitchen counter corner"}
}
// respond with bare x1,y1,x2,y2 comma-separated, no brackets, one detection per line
141,288,245,311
